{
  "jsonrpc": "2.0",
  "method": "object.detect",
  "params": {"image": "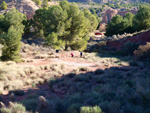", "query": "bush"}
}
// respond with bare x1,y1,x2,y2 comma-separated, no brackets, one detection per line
67,103,82,113
121,41,139,56
0,108,11,113
35,0,41,6
21,98,37,111
94,69,104,75
80,106,103,113
1,1,7,10
11,103,26,113
78,67,89,72
0,103,27,113
134,43,150,60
